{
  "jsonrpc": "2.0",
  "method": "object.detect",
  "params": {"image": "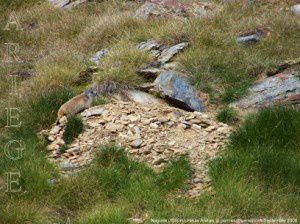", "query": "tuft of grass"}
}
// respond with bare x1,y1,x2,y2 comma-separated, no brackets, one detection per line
210,107,300,216
63,115,84,145
157,156,192,191
216,107,239,125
